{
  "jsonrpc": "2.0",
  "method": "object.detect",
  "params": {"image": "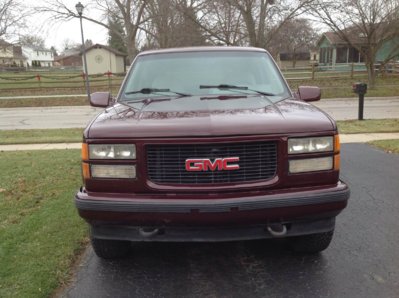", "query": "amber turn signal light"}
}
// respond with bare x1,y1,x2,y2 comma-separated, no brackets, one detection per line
82,162,90,179
334,154,340,170
334,135,340,153
82,143,89,161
